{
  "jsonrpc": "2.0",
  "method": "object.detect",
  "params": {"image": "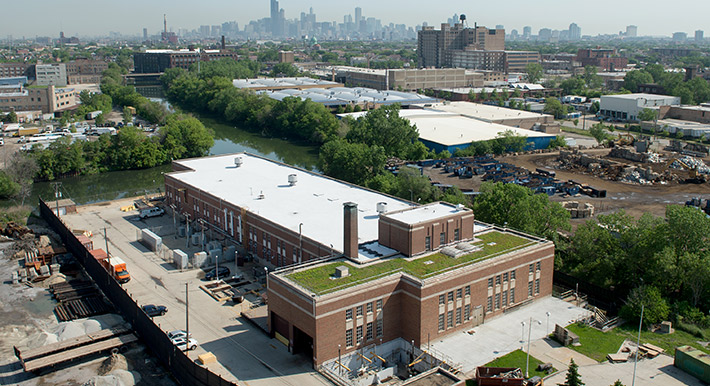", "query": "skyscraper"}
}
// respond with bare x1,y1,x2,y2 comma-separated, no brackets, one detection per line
626,25,638,37
143,28,148,40
695,30,704,43
270,0,283,37
355,7,362,23
569,23,581,41
523,26,532,39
